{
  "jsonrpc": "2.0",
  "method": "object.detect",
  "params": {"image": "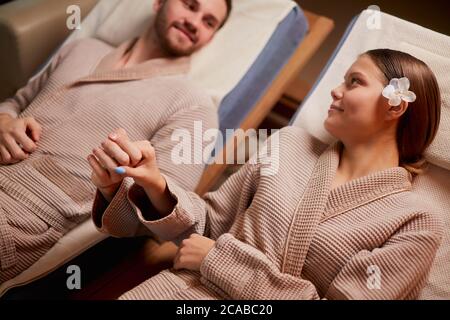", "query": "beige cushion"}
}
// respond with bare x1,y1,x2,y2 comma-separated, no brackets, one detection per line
0,0,98,101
